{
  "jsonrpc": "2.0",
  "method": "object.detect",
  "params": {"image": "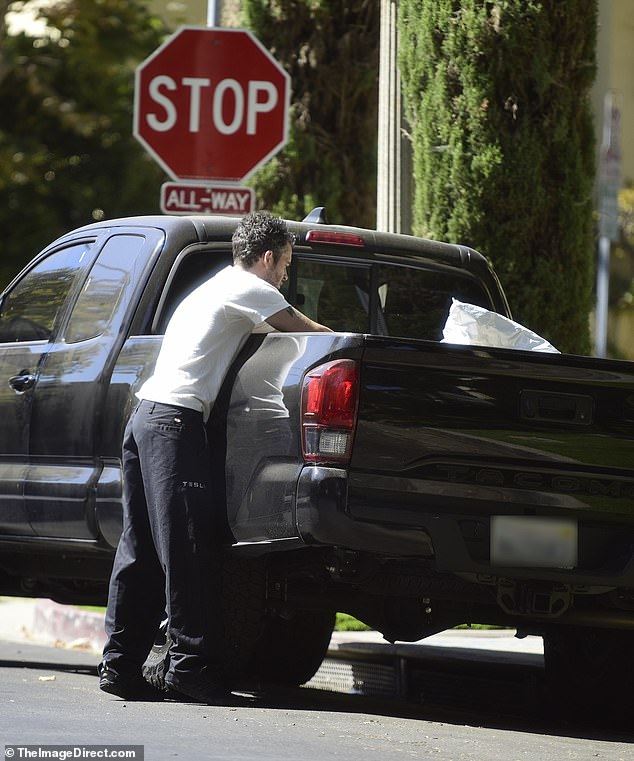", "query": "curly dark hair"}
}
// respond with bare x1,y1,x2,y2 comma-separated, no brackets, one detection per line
232,211,295,267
